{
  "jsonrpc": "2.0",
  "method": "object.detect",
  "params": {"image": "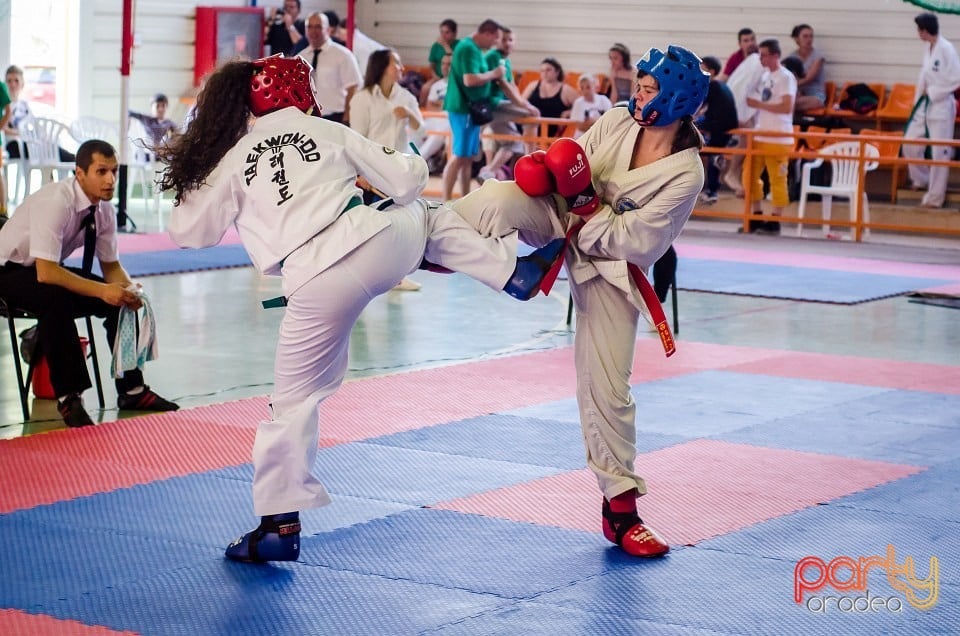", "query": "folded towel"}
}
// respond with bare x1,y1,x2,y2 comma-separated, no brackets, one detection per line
112,293,159,378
